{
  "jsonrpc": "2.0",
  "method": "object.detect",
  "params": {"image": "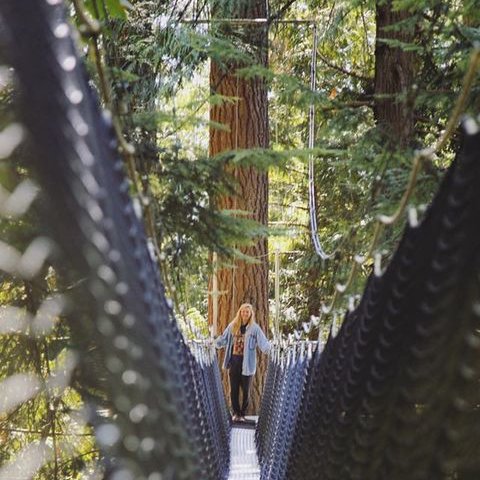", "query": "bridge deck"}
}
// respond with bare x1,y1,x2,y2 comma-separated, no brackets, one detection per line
228,417,260,480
